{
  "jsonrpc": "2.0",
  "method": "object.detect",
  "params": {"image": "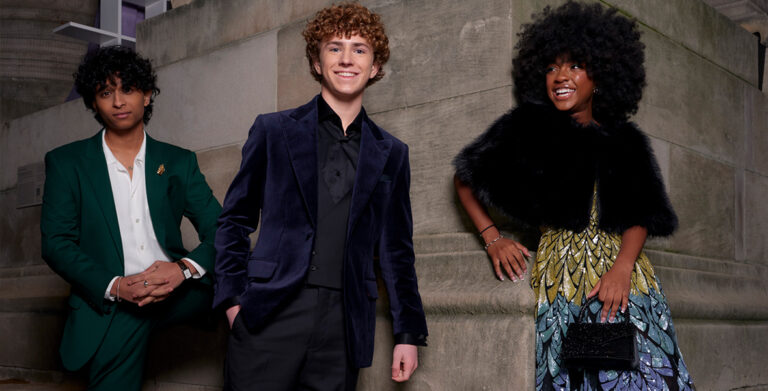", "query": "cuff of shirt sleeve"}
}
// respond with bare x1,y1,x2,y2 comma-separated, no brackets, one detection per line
104,276,120,301
394,332,427,346
218,296,241,311
181,257,206,278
